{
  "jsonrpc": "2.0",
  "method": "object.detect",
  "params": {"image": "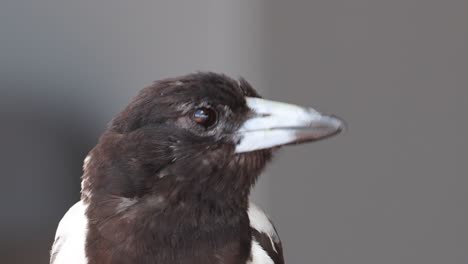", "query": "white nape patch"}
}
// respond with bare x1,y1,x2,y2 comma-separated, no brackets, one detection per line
248,203,279,252
247,240,274,264
51,201,88,264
